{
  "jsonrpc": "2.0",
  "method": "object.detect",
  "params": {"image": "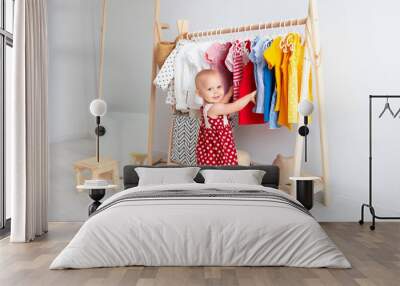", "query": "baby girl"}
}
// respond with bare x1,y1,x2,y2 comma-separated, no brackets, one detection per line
195,69,256,165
